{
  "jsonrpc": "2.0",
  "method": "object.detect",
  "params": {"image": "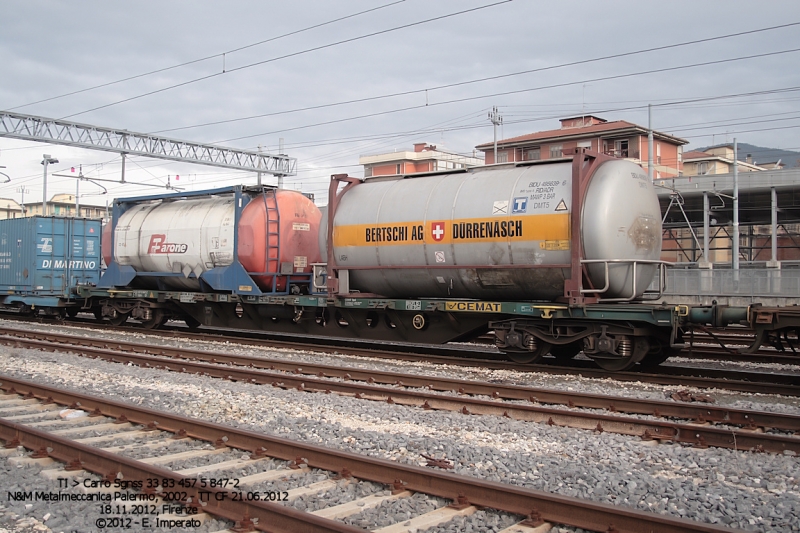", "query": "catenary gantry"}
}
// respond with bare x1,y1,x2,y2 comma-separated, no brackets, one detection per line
0,110,295,175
